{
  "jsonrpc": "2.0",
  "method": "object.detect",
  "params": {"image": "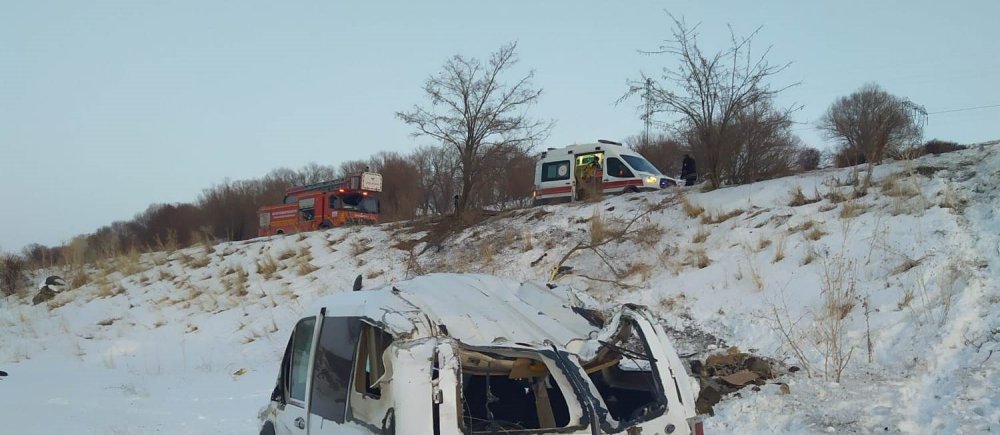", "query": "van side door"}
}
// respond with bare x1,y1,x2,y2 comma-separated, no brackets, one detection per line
274,316,318,435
